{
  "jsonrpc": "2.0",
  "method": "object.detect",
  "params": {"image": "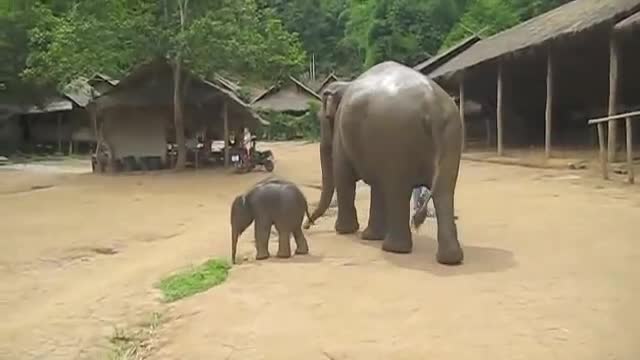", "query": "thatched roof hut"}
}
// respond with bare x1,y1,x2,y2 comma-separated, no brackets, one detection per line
0,90,94,155
251,76,321,115
89,58,267,171
421,0,640,161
